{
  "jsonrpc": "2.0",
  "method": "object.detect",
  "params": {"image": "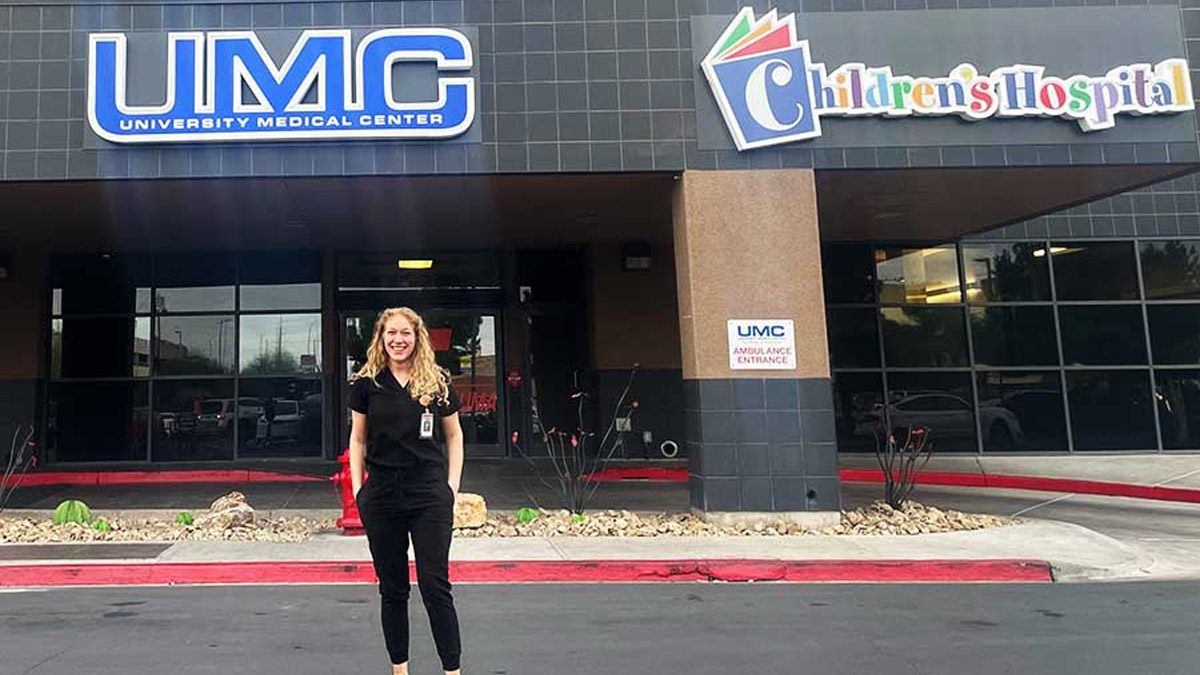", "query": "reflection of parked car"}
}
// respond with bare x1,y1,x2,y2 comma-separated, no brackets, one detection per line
256,399,303,444
989,389,1062,449
197,398,263,436
854,392,1023,449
